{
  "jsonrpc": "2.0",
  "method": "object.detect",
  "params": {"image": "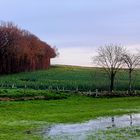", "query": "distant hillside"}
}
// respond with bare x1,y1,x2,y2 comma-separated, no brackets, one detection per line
0,65,140,91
